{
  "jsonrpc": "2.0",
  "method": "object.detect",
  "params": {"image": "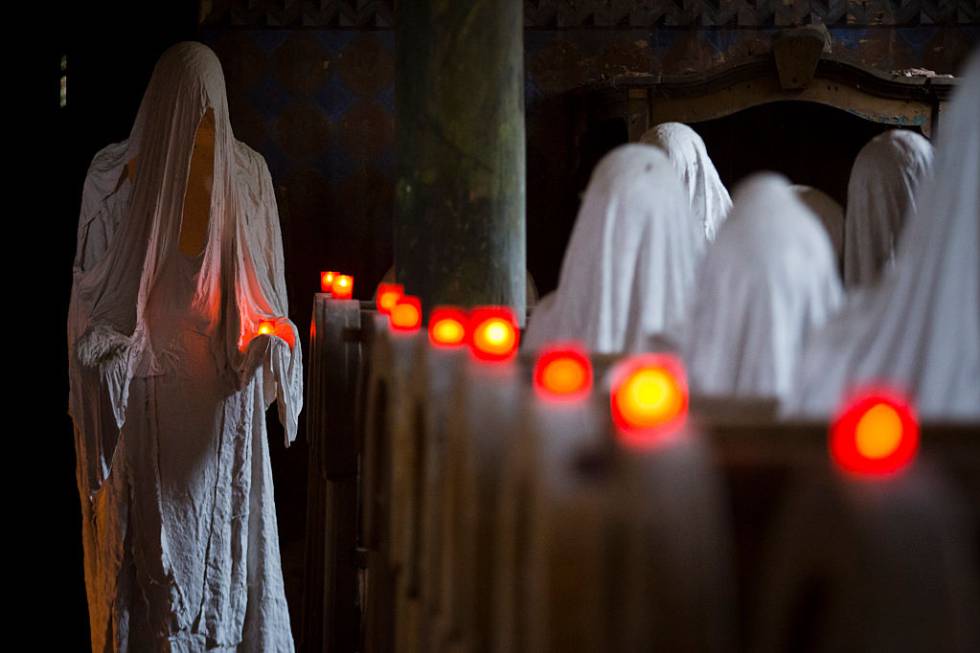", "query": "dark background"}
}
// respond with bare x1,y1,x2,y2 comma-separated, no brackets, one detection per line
47,1,977,649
